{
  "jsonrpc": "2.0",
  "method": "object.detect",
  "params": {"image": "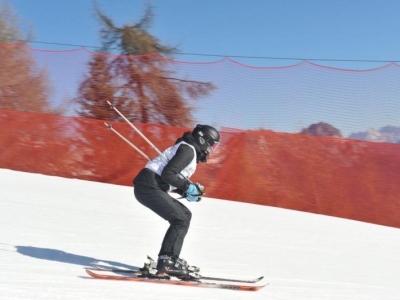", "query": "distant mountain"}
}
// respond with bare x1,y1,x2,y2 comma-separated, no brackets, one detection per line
300,122,342,137
349,126,400,144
